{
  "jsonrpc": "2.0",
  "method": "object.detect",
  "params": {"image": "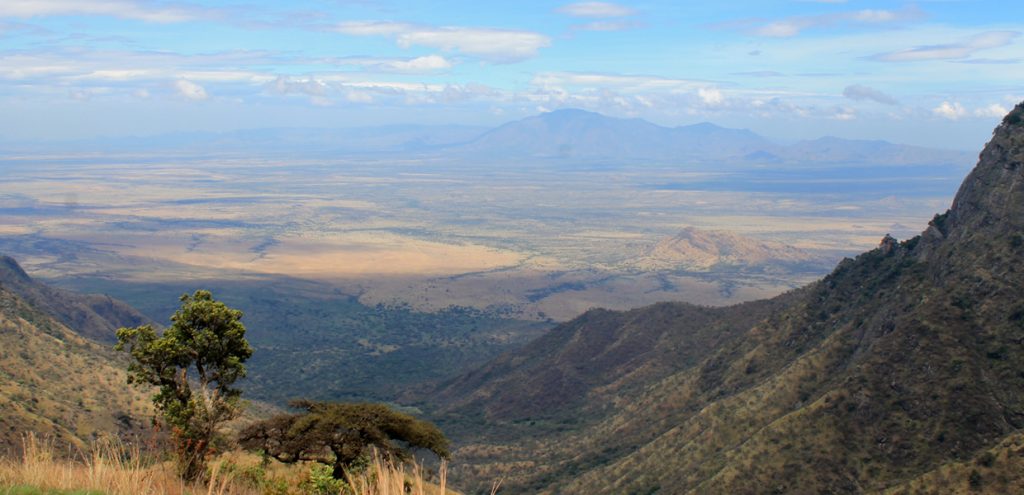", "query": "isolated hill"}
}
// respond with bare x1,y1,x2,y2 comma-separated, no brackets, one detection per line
629,227,827,272
0,255,151,342
429,104,1024,493
0,259,152,450
454,108,971,166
